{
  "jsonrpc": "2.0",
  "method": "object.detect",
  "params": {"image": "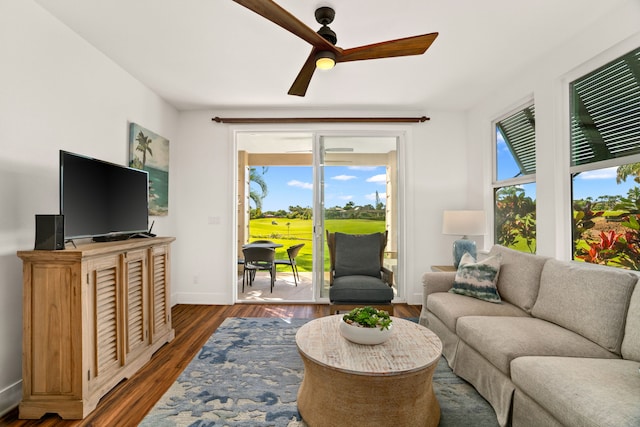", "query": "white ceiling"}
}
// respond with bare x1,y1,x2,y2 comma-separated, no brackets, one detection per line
34,0,623,112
